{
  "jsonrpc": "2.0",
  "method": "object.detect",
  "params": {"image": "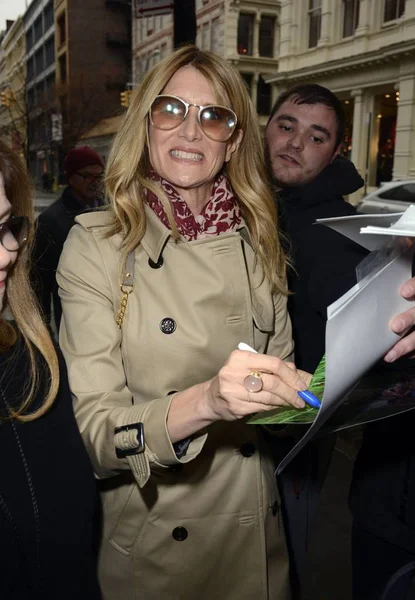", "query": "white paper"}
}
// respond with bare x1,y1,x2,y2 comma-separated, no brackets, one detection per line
276,231,415,475
360,204,415,237
316,212,404,250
